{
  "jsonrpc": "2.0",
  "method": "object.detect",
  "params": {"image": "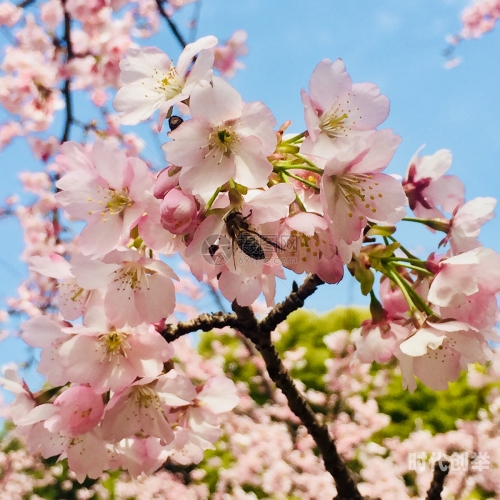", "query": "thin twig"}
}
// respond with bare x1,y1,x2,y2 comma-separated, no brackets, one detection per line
17,0,36,7
60,0,74,143
155,0,188,49
426,461,451,500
